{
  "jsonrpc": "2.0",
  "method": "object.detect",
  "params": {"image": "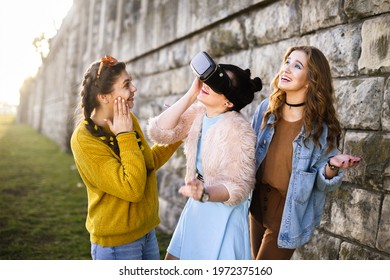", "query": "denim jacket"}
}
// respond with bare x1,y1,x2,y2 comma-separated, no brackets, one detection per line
252,98,344,249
